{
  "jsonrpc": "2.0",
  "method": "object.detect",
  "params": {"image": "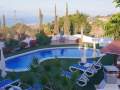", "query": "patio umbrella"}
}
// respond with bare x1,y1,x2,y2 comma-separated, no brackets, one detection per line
92,50,97,59
93,38,96,51
92,38,97,59
101,40,120,55
0,48,7,78
101,40,120,65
